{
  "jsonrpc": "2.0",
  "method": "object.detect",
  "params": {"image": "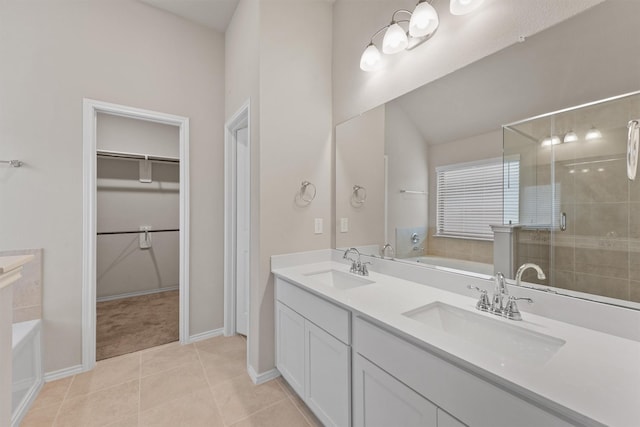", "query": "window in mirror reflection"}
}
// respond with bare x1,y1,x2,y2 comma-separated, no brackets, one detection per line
436,157,519,240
